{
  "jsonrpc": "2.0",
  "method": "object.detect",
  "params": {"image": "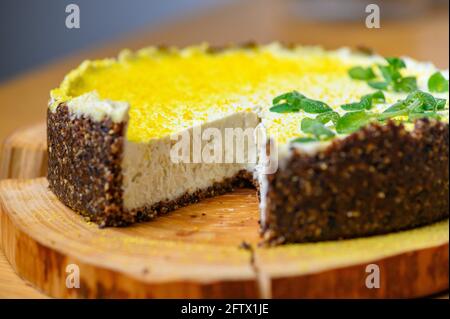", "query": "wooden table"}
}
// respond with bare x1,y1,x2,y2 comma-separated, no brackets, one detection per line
0,0,448,298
